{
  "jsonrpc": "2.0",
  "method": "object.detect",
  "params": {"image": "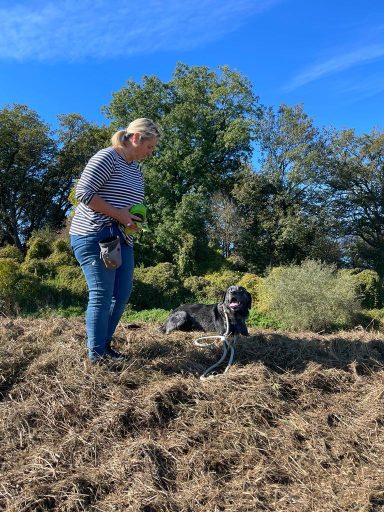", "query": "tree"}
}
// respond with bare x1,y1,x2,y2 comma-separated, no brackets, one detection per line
103,63,260,266
233,104,339,272
57,114,111,217
0,105,111,253
323,129,384,276
0,104,57,252
207,192,247,259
